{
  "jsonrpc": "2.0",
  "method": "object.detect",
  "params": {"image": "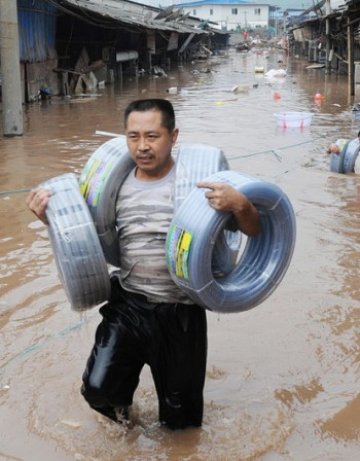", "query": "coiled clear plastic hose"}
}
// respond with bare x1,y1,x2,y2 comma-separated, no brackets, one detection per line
41,173,111,311
166,170,296,313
